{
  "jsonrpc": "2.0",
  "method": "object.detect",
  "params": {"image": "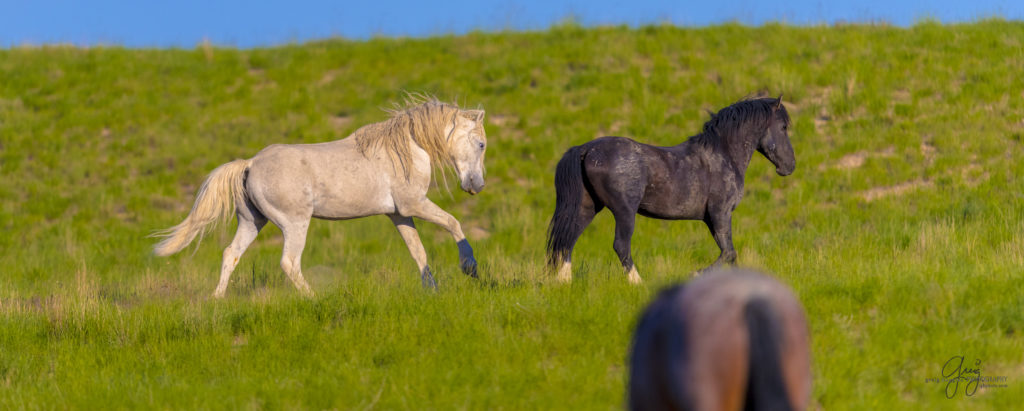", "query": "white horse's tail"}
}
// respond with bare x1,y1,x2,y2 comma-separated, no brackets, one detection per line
153,159,252,256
